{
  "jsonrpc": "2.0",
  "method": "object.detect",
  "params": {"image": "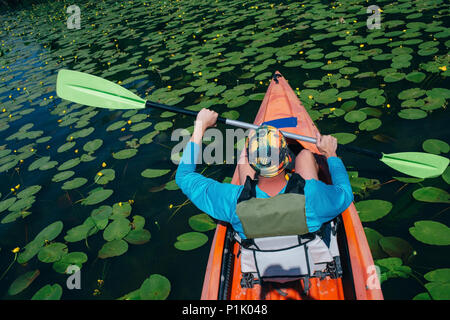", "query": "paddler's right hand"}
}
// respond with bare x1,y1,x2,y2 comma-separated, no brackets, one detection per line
190,108,218,144
195,108,218,132
316,133,338,158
